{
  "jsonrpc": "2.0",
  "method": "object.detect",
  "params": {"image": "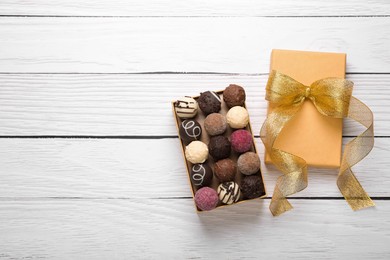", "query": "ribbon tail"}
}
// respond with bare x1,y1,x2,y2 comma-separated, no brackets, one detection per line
337,96,375,210
261,105,308,216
